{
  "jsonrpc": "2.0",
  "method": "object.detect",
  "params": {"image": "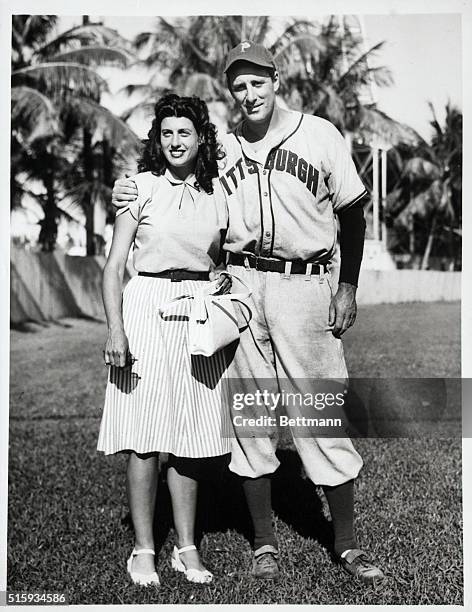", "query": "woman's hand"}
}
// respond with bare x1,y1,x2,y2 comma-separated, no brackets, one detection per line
102,202,138,368
214,272,232,295
104,328,132,368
